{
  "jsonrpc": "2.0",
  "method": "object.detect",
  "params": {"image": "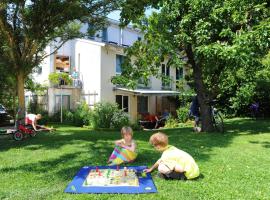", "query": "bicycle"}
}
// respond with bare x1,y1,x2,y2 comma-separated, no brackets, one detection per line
208,100,224,133
190,99,224,133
